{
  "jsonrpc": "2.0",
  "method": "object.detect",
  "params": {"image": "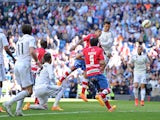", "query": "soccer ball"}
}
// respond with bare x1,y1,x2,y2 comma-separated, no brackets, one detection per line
142,19,151,28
